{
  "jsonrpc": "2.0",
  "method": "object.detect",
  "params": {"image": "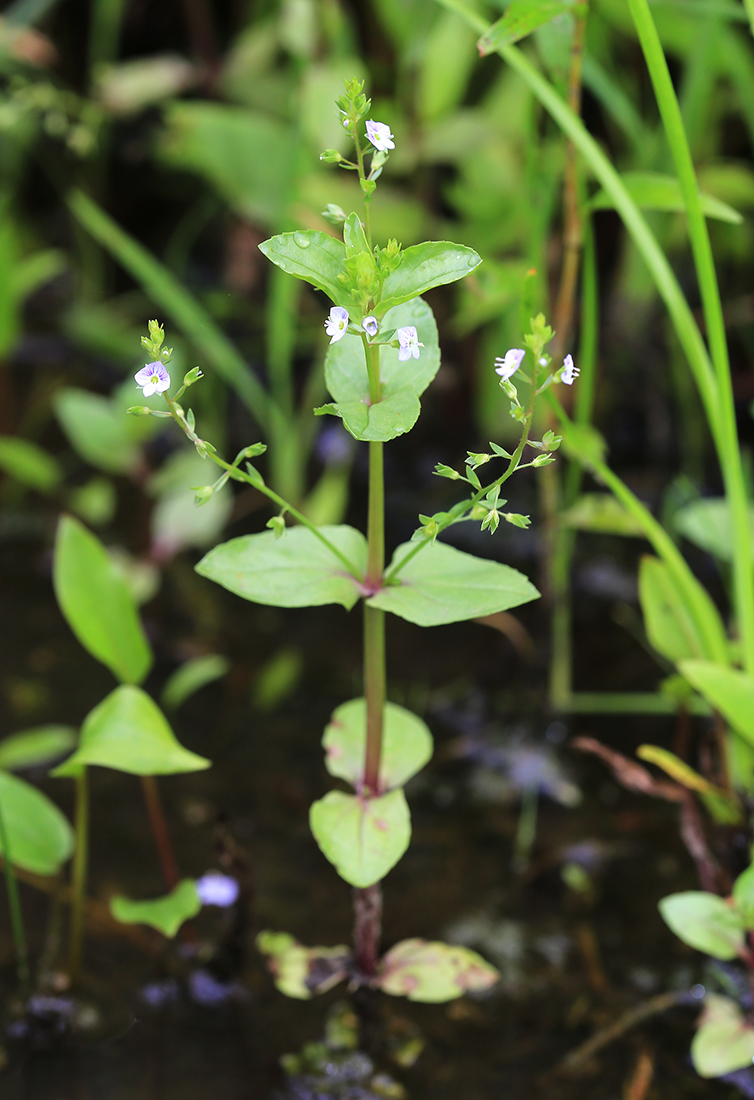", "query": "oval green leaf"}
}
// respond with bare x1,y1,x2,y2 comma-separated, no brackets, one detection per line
658,891,745,960
0,436,63,493
110,879,201,937
160,654,230,711
323,698,433,792
478,0,584,53
0,770,74,875
54,515,153,685
692,995,754,1078
309,788,410,888
370,541,539,626
258,230,347,305
674,498,754,562
0,726,77,771
256,930,350,1000
377,242,482,314
54,388,141,475
196,525,366,610
679,661,754,746
590,172,743,225
639,556,727,665
377,938,499,1002
51,685,210,776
